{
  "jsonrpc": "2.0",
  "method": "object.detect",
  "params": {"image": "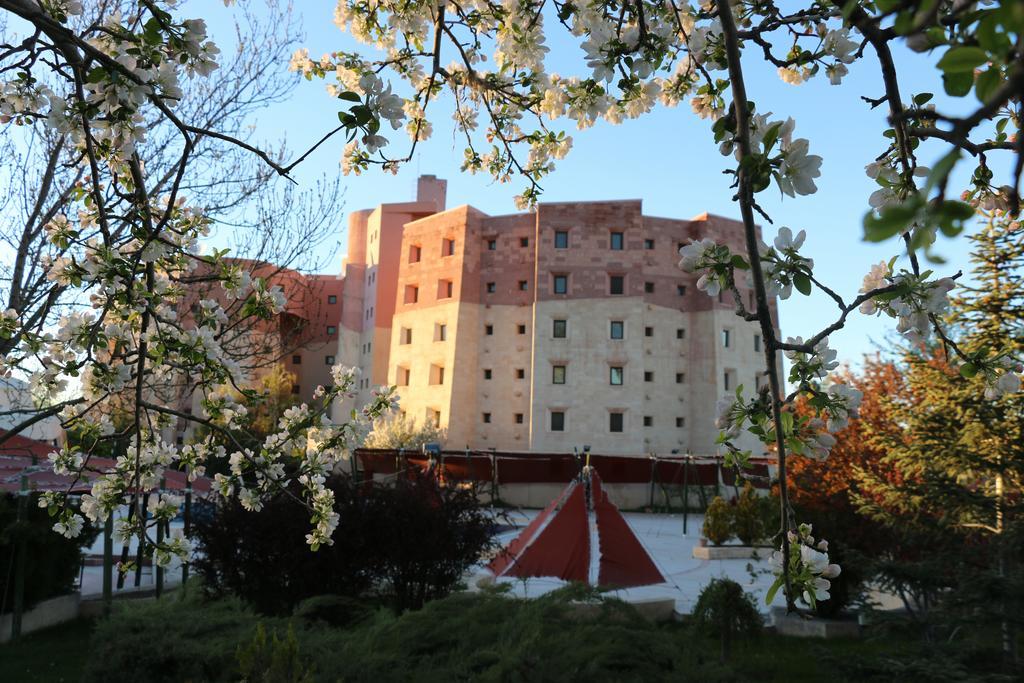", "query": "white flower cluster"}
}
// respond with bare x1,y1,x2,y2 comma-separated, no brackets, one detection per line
859,262,955,343
769,523,841,608
678,238,734,297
